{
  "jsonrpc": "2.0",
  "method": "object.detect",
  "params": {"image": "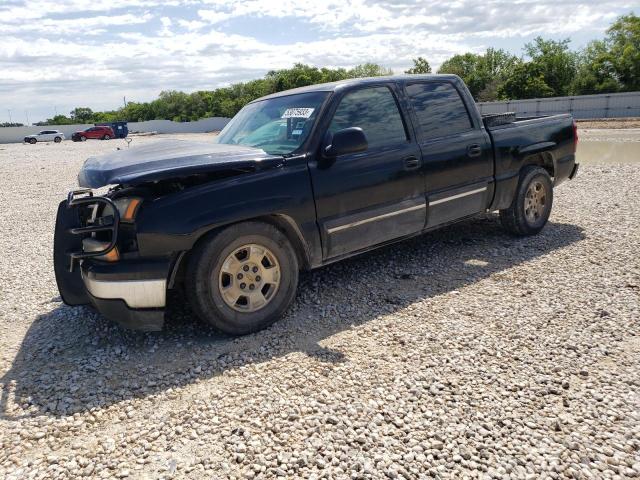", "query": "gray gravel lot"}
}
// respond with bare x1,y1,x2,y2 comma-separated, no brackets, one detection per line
0,134,639,479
